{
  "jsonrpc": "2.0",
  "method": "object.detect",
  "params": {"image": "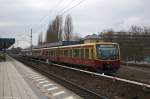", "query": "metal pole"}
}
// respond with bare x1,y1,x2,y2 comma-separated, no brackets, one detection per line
31,28,32,55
